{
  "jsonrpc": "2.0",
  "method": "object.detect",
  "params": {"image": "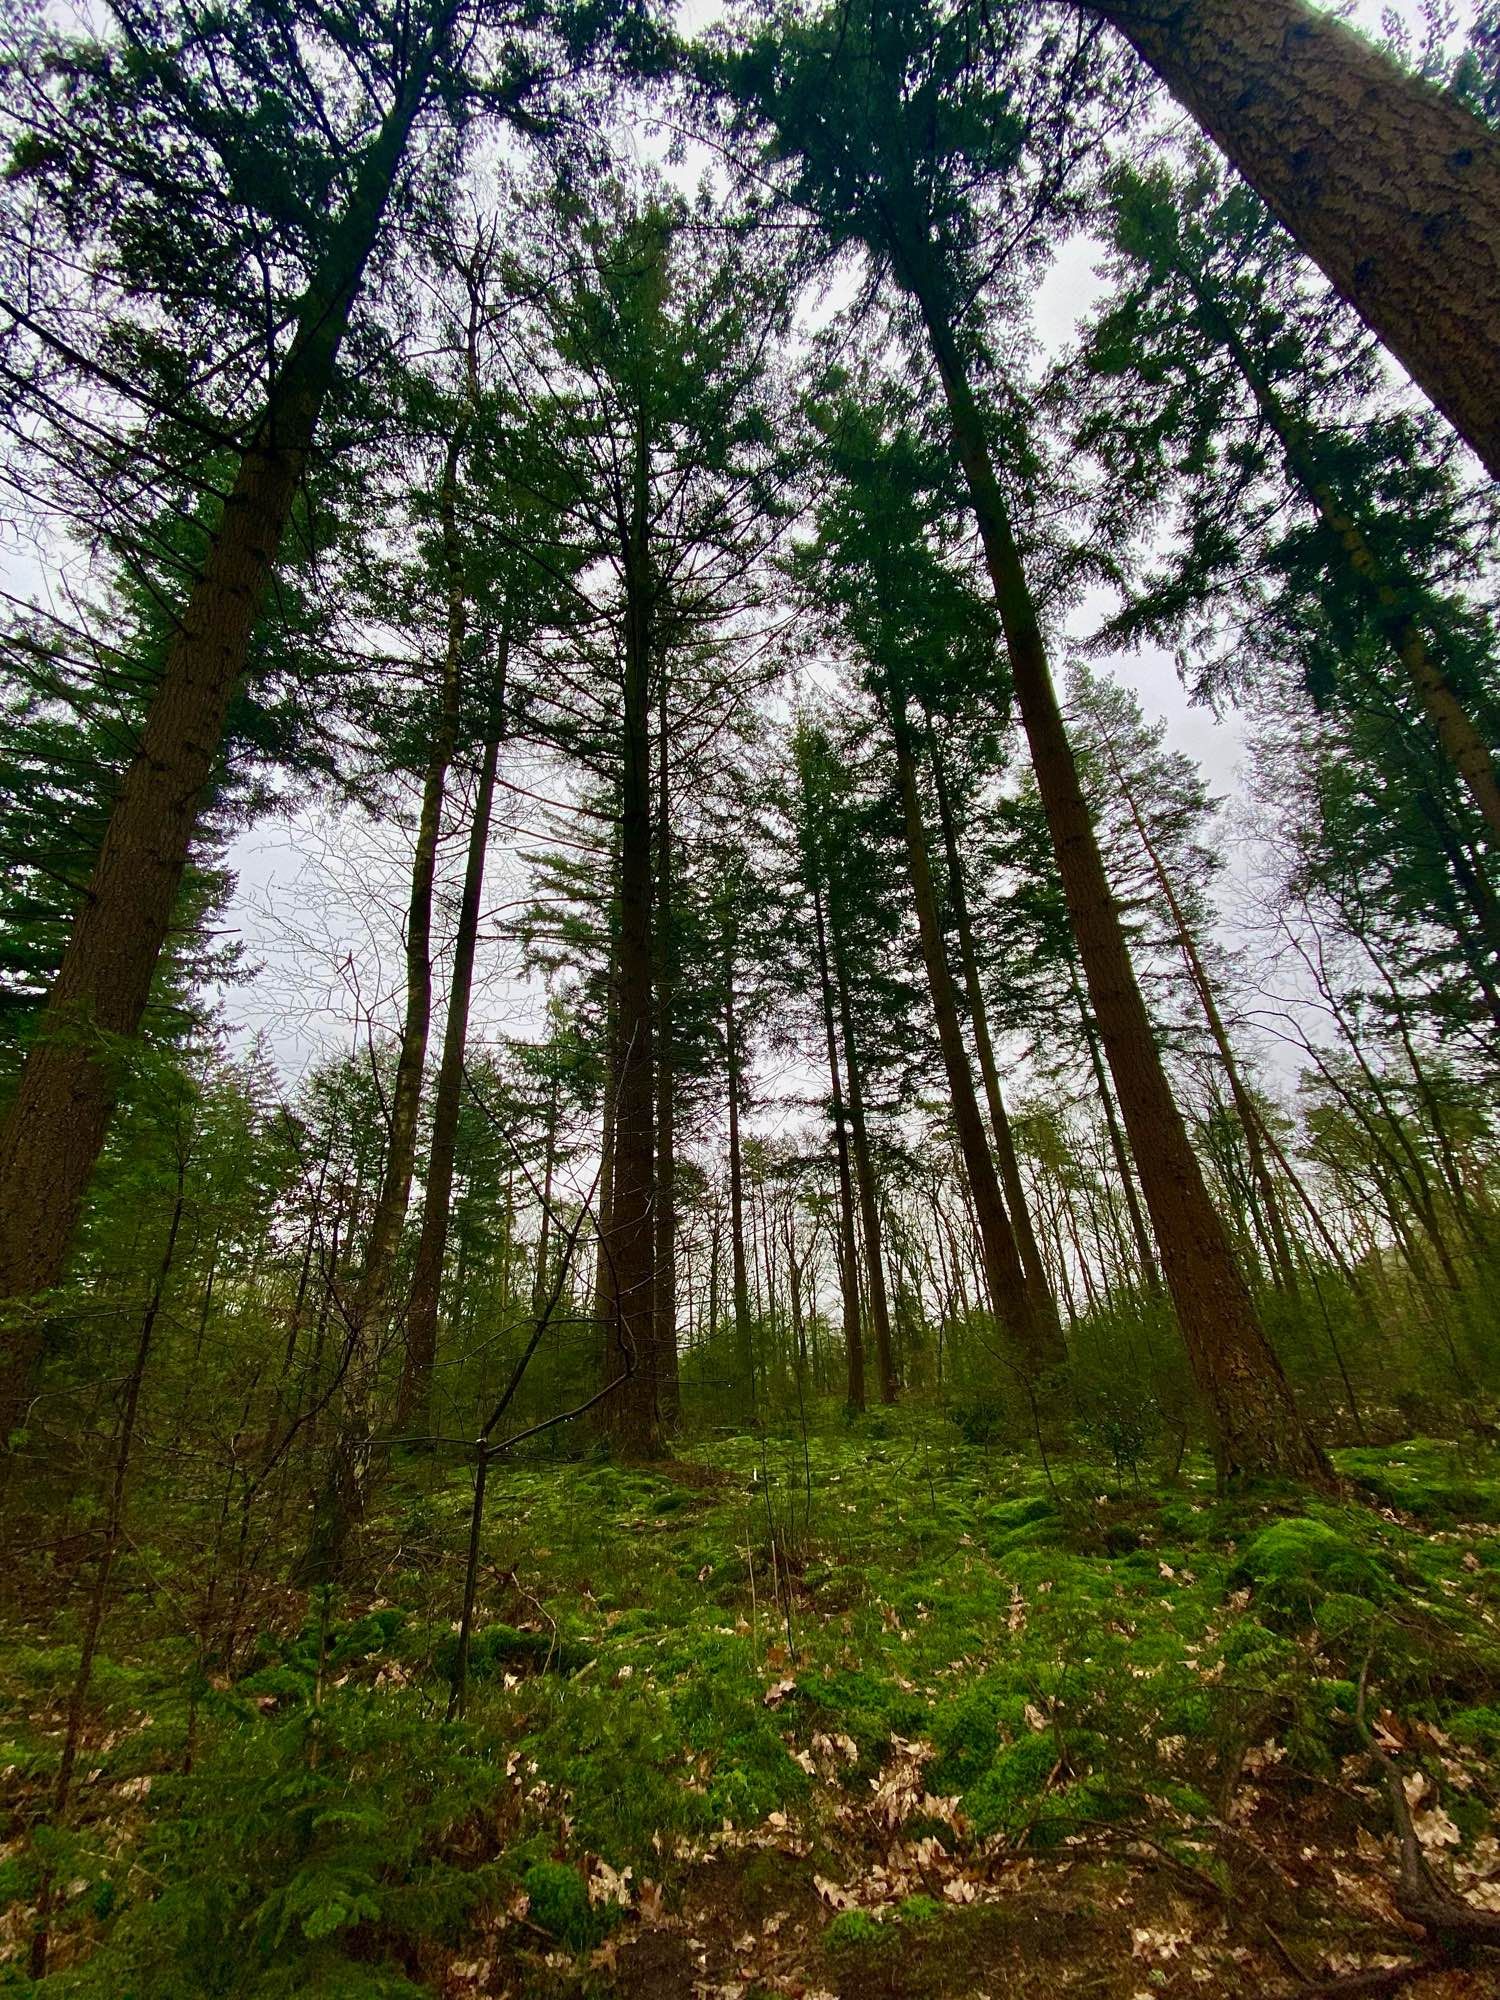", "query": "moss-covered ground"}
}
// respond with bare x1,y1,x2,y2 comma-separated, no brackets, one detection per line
4,1417,1500,1996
